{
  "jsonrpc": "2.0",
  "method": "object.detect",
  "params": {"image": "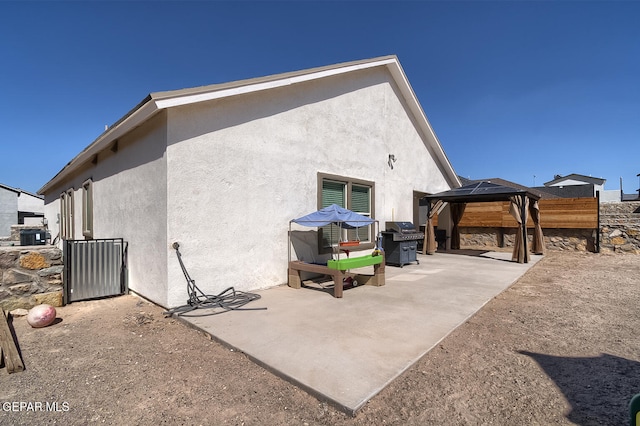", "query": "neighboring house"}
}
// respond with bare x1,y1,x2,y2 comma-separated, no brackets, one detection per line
537,173,620,202
0,183,45,238
38,55,460,309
